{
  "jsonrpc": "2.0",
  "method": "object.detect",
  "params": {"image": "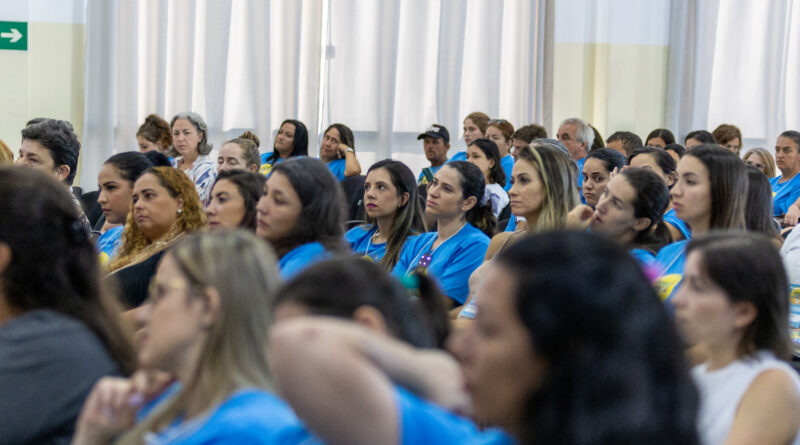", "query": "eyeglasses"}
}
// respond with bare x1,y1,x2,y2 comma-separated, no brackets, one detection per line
146,277,202,305
489,119,508,125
